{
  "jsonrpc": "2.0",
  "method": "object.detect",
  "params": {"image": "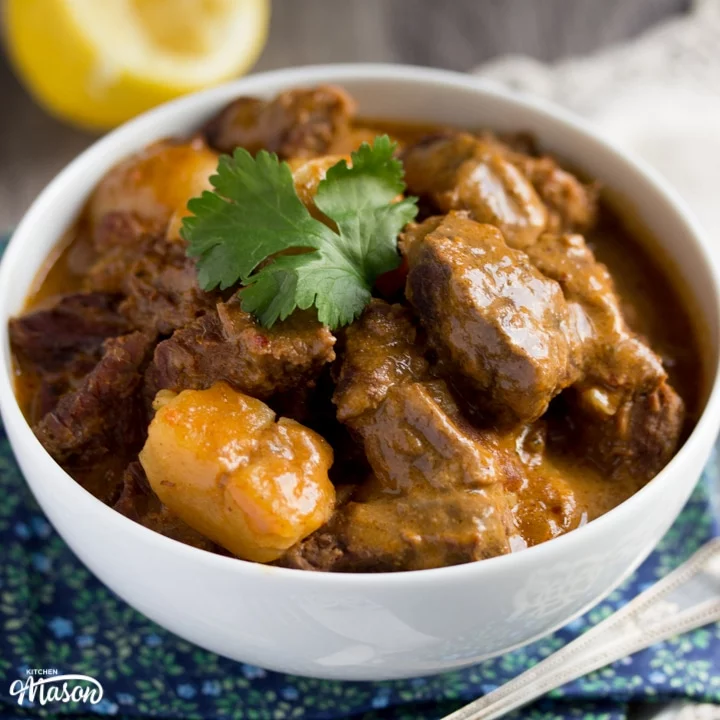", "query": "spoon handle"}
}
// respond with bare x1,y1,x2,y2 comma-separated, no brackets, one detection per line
442,538,720,720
